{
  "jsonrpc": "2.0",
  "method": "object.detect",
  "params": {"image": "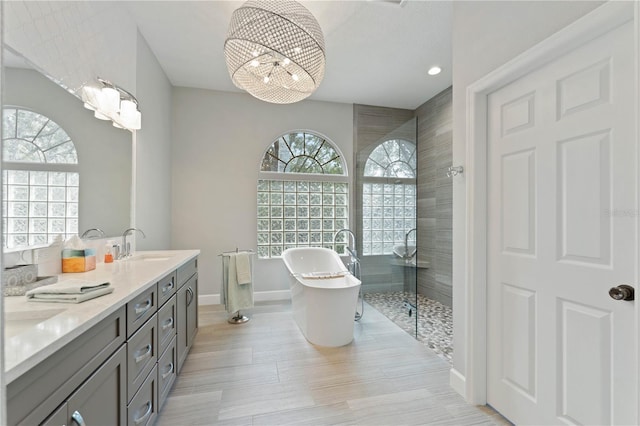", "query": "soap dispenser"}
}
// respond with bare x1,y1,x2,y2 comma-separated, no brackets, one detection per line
104,241,114,263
